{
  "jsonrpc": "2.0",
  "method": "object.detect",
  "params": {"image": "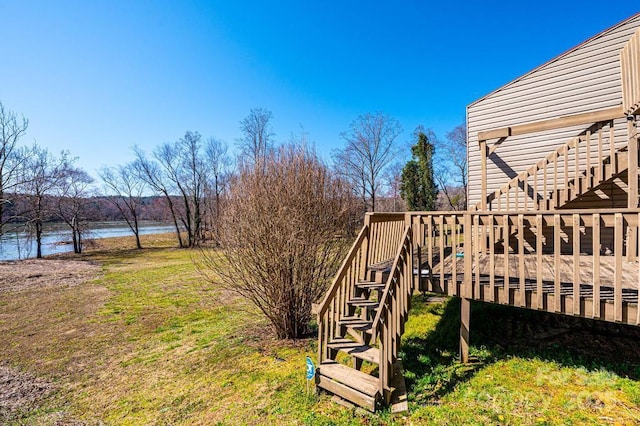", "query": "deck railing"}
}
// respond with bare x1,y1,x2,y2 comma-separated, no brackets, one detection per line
366,209,640,326
366,213,407,267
